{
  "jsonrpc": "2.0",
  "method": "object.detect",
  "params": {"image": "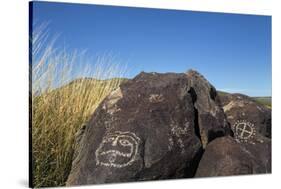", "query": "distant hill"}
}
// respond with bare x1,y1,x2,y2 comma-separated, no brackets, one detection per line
35,77,129,96
217,91,271,108
252,96,271,108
